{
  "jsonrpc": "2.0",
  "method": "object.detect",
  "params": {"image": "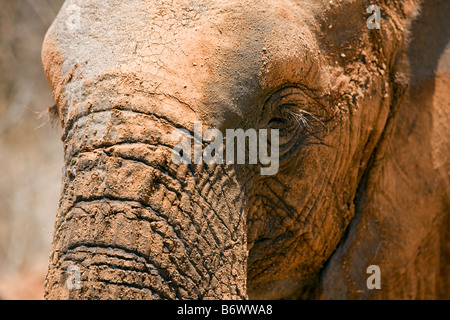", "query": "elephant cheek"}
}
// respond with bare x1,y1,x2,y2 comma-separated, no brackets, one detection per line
44,107,247,300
